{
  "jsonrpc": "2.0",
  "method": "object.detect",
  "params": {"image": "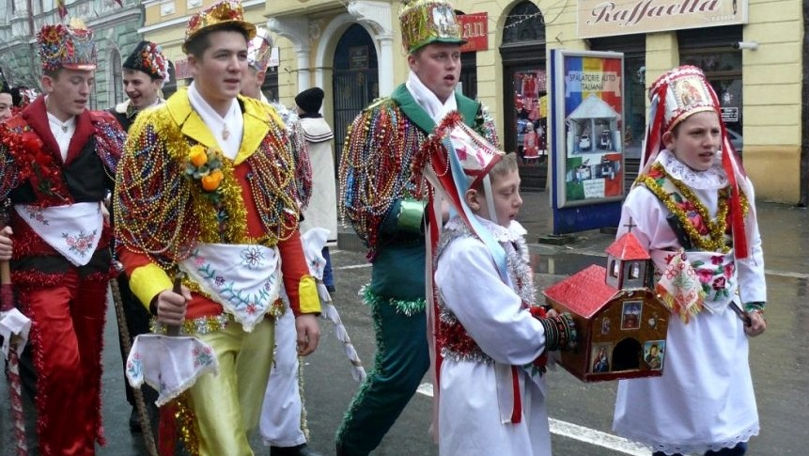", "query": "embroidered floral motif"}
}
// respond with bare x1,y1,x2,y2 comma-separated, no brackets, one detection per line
689,257,735,302
240,245,266,269
23,206,49,225
192,345,215,369
62,229,97,257
191,249,276,317
126,352,143,382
